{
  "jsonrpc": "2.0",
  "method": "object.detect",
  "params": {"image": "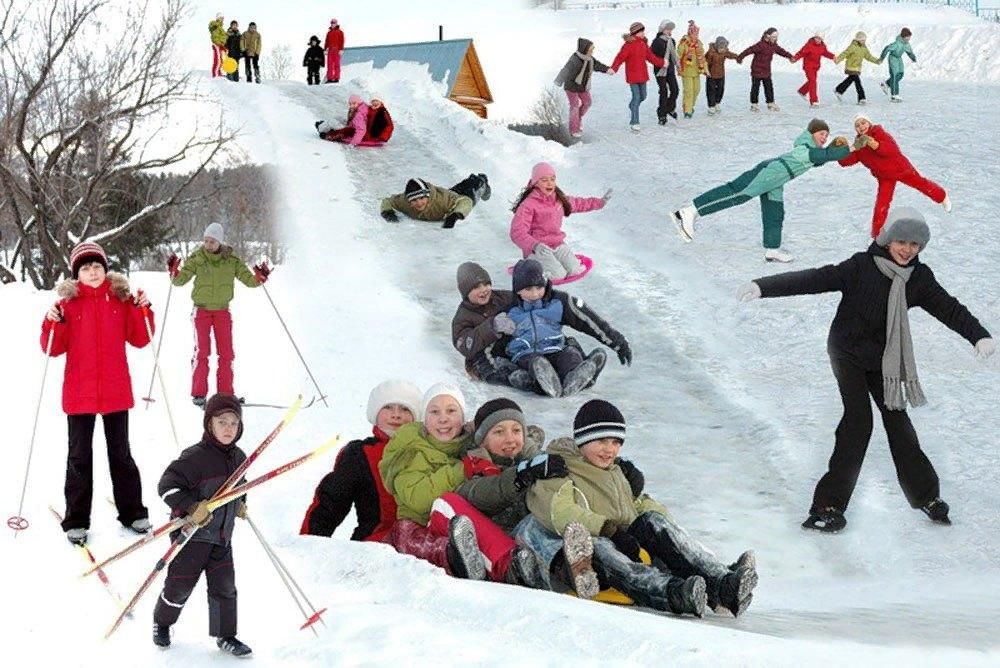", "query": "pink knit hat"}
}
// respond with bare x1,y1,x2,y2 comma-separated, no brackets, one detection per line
348,94,363,106
529,162,556,185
